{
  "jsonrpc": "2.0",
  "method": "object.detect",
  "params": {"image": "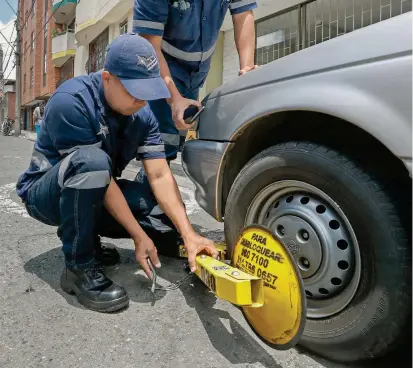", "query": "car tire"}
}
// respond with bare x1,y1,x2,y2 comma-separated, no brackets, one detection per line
224,141,411,363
